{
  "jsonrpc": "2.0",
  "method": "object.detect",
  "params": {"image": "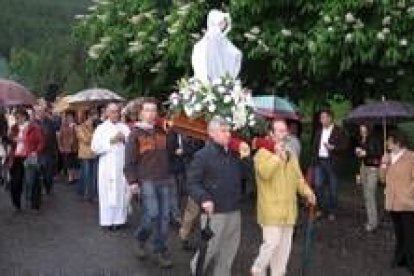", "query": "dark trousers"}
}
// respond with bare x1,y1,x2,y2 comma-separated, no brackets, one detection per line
390,211,414,273
314,158,339,214
10,157,25,210
77,158,97,200
24,159,42,210
40,155,55,194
